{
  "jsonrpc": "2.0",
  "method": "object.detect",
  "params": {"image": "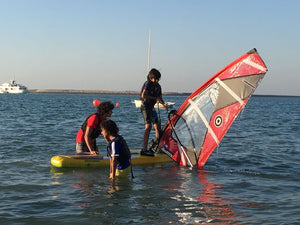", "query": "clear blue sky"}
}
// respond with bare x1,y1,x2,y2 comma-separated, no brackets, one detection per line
1,0,299,96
